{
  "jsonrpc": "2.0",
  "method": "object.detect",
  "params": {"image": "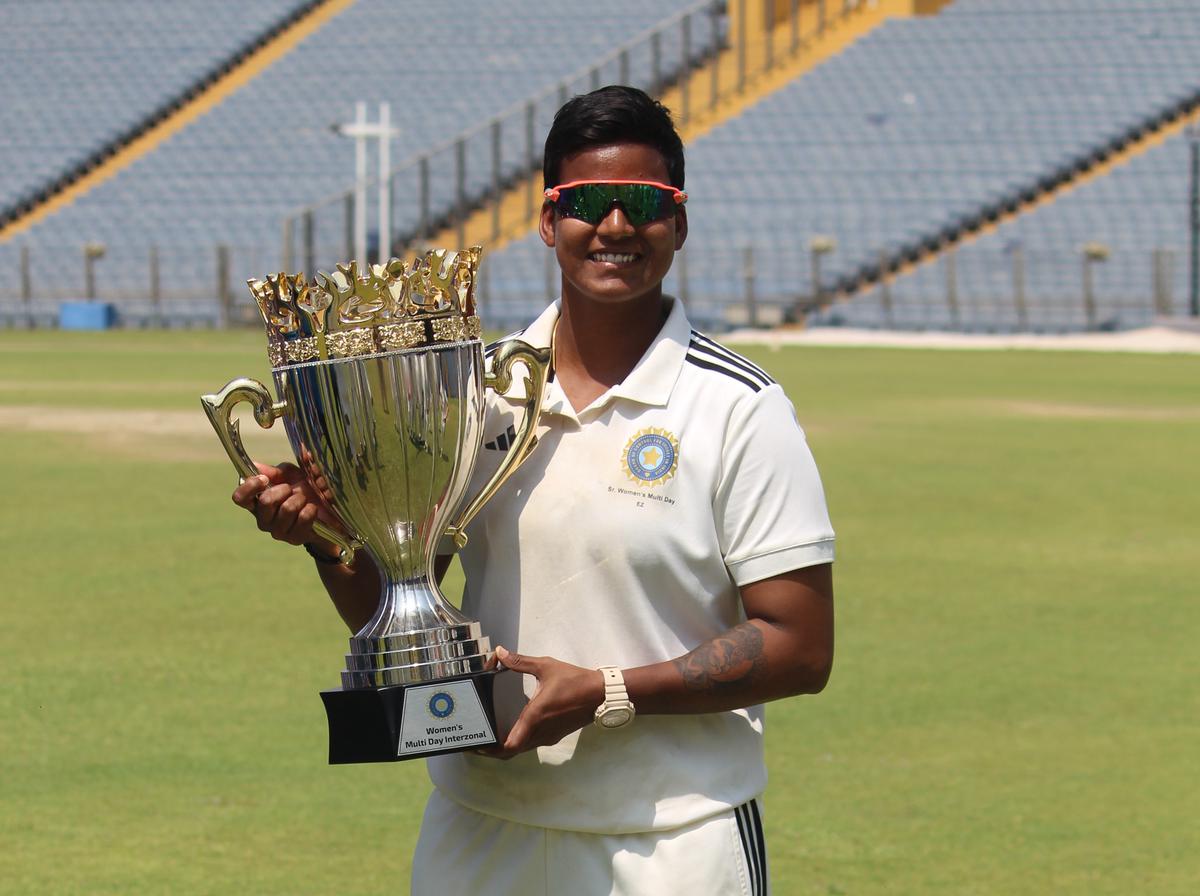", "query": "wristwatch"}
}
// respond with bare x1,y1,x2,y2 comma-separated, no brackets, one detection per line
593,666,636,730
